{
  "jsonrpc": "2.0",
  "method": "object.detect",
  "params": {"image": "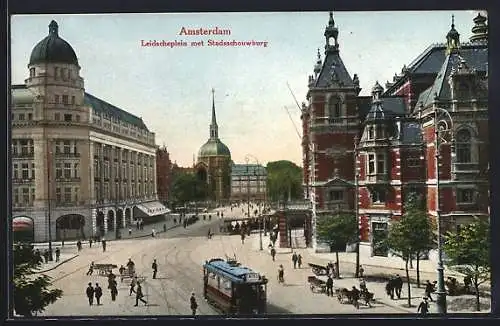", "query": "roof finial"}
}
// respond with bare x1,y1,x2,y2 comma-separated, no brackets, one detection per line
49,20,59,36
452,14,455,28
329,11,334,25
